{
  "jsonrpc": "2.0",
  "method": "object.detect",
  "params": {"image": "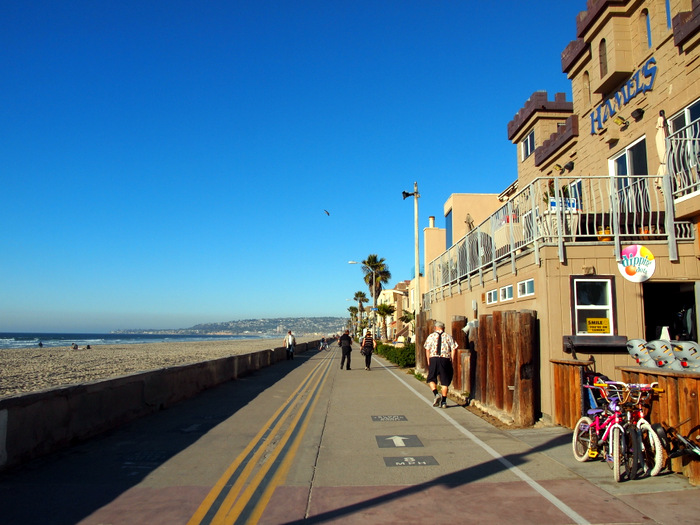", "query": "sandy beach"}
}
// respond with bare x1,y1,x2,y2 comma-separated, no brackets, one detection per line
0,337,316,399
